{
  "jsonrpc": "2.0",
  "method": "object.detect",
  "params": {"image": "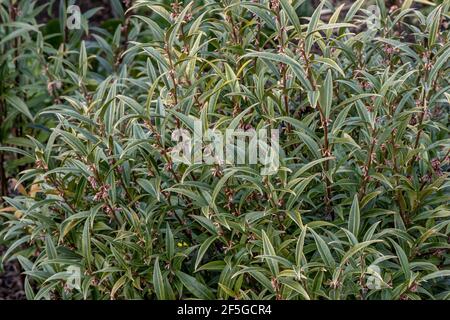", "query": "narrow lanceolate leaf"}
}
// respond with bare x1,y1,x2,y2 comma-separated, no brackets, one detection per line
1,0,449,302
261,230,279,276
79,40,88,78
175,271,214,299
195,236,218,271
295,226,307,267
111,275,127,299
153,257,166,300
165,223,174,260
427,6,442,48
314,57,345,77
82,219,92,269
344,0,365,22
278,278,310,300
305,1,324,55
392,241,412,281
428,46,450,85
242,51,312,91
168,2,194,48
5,95,34,121
309,228,336,269
319,70,333,120
279,0,303,35
348,195,361,238
421,270,450,282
